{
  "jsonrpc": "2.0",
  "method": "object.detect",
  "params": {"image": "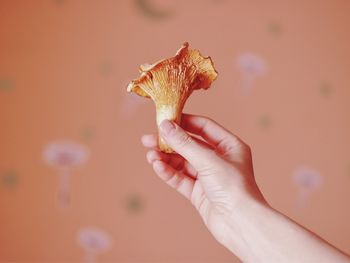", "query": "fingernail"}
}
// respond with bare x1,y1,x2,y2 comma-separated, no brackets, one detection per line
141,135,147,145
146,151,153,163
159,120,175,135
146,150,159,164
